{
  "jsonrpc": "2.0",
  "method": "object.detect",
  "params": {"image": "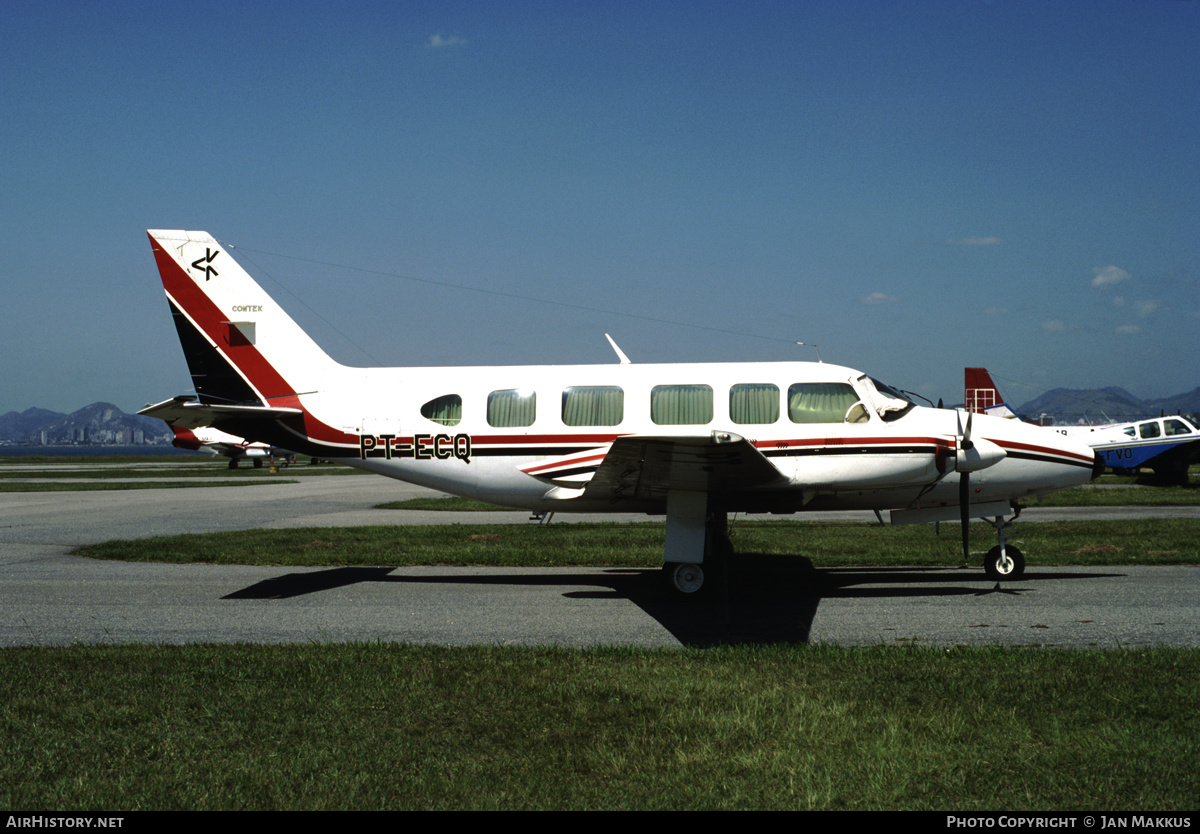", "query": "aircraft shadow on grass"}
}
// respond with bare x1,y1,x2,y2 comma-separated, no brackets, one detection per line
222,556,1123,648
